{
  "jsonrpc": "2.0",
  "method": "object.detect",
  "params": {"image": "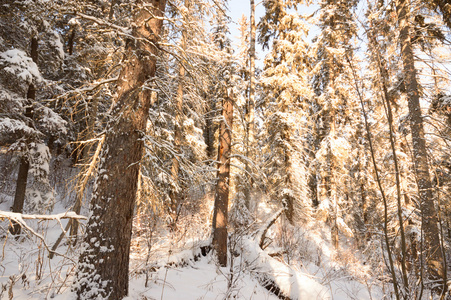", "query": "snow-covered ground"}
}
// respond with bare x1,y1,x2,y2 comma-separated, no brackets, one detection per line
0,212,386,300
0,162,386,300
